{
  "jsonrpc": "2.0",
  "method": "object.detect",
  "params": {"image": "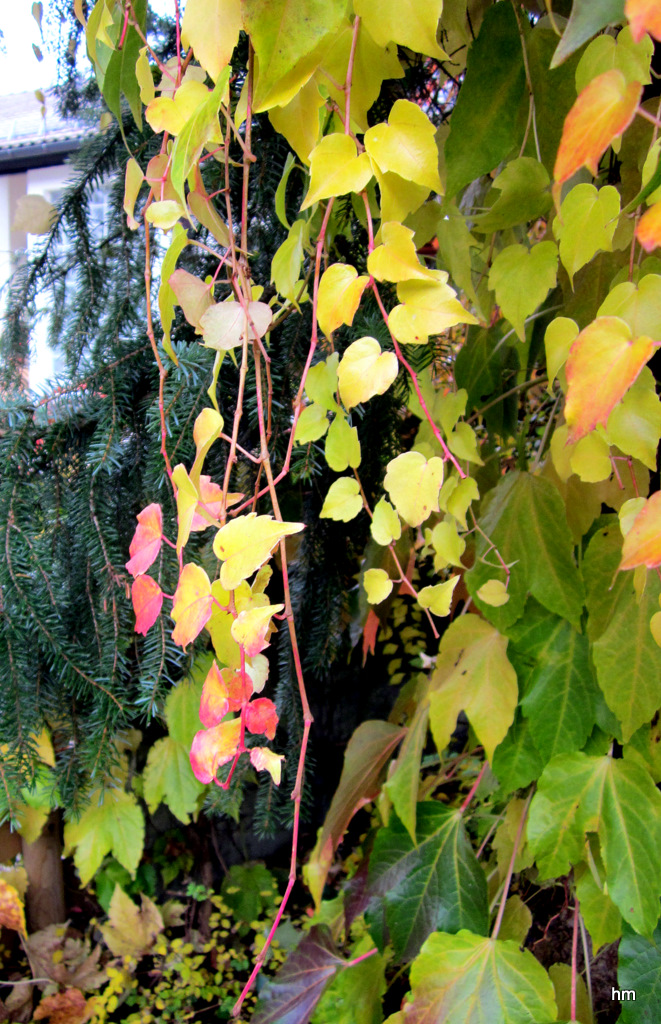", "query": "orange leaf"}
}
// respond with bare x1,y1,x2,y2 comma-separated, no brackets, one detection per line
132,575,164,635
225,668,253,711
636,201,661,253
250,746,284,785
245,697,278,740
0,877,26,934
619,491,661,569
125,503,163,577
199,660,230,727
625,0,661,42
190,477,243,531
171,563,214,648
34,989,95,1024
553,71,641,202
189,719,241,783
564,316,656,443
